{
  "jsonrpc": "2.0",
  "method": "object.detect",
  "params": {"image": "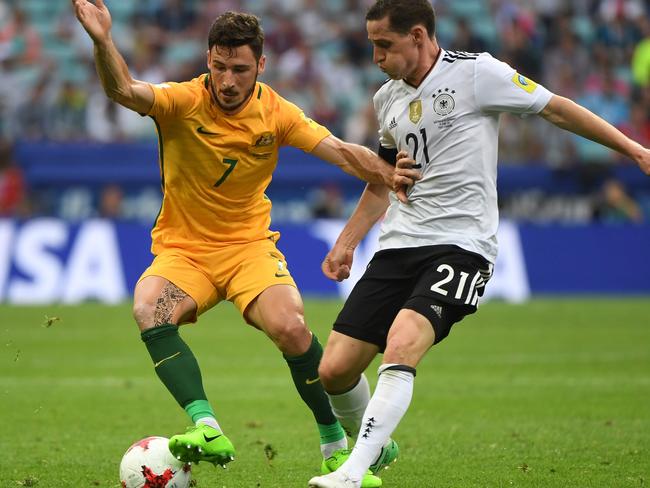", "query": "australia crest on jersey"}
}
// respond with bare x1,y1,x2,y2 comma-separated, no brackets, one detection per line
408,100,422,124
250,131,276,159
